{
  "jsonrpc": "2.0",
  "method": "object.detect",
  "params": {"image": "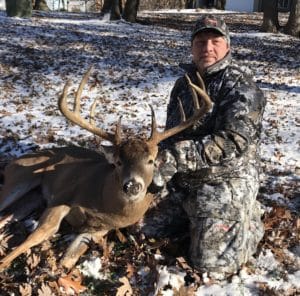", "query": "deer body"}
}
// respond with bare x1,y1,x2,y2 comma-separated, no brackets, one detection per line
0,68,211,271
